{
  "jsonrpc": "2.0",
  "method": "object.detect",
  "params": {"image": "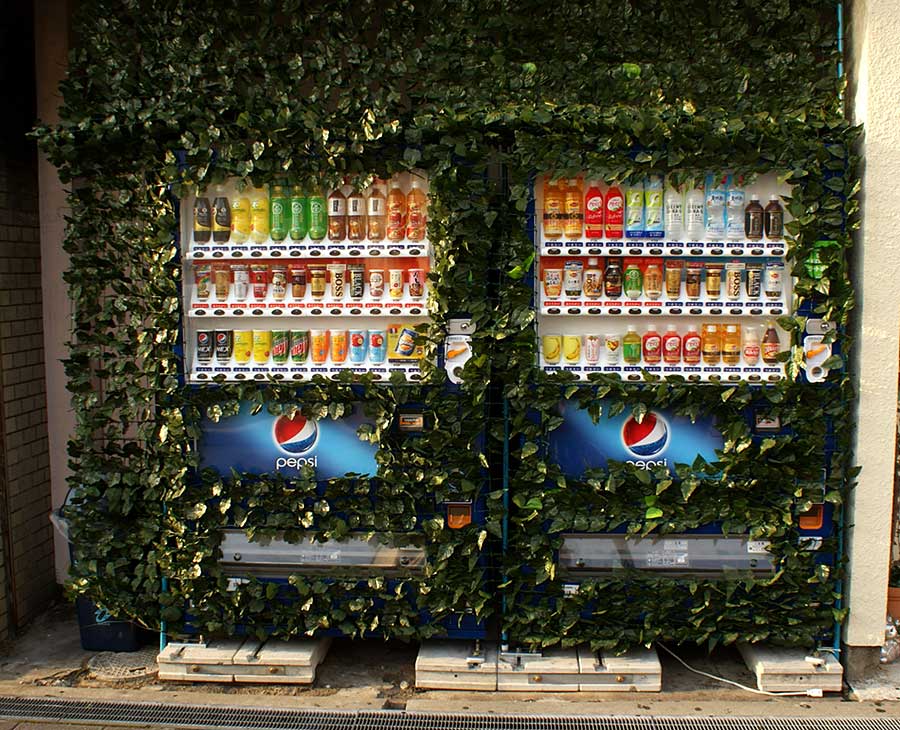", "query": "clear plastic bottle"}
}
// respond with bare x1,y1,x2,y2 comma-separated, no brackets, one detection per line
406,178,428,241
664,182,683,239
543,178,564,239
347,187,366,242
307,188,327,241
386,178,406,242
584,180,604,239
762,321,781,364
249,187,269,243
230,192,251,244
367,180,386,241
722,324,742,365
683,325,702,364
327,187,347,241
702,323,721,365
622,326,642,365
564,178,584,239
663,325,682,364
684,181,705,241
642,325,662,364
725,175,746,241
704,173,726,240
269,184,288,242
743,327,760,365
